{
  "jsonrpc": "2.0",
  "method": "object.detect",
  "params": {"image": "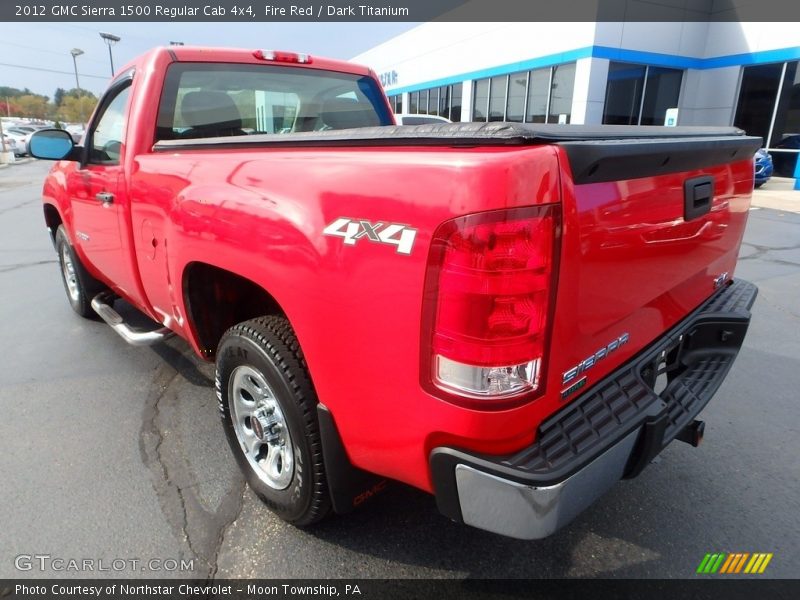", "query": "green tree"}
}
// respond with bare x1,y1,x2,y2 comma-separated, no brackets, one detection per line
65,88,95,100
54,88,66,107
14,94,50,119
0,86,31,98
57,95,97,123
